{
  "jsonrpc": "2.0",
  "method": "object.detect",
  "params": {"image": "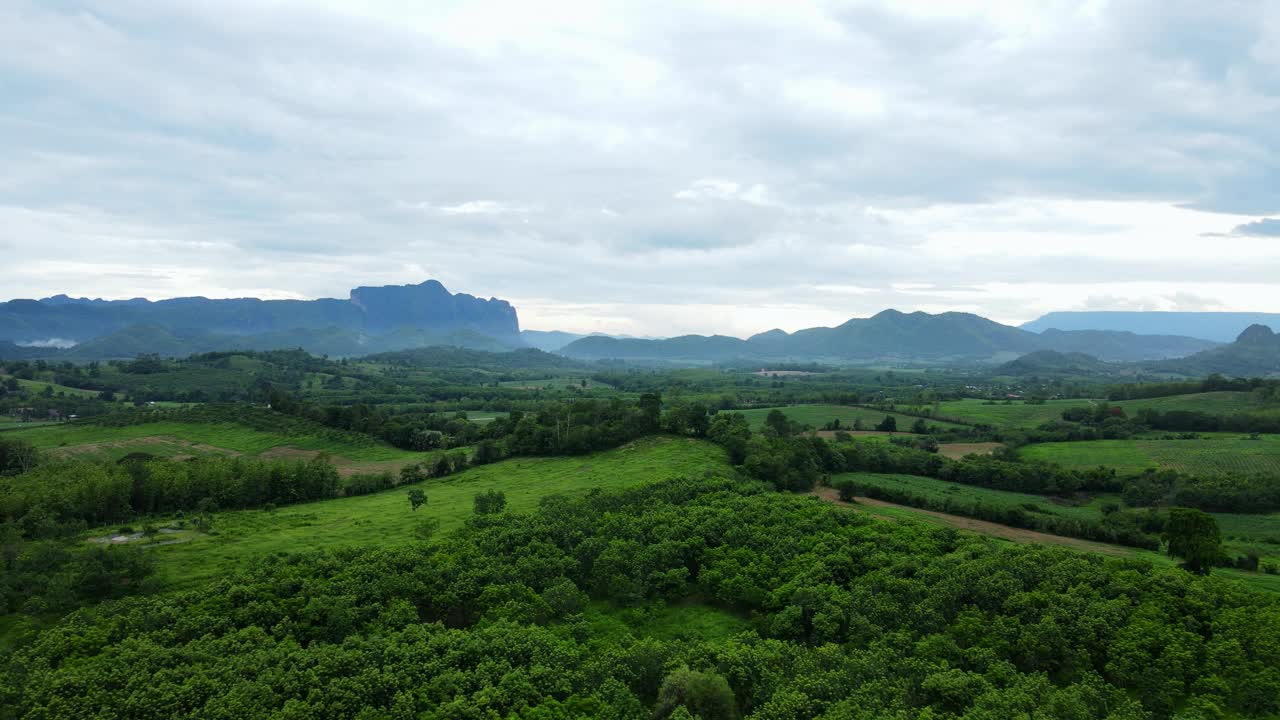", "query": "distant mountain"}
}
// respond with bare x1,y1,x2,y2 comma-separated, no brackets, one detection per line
0,280,523,359
520,330,587,352
559,309,1213,363
1031,329,1217,361
1152,325,1280,377
1022,311,1280,343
